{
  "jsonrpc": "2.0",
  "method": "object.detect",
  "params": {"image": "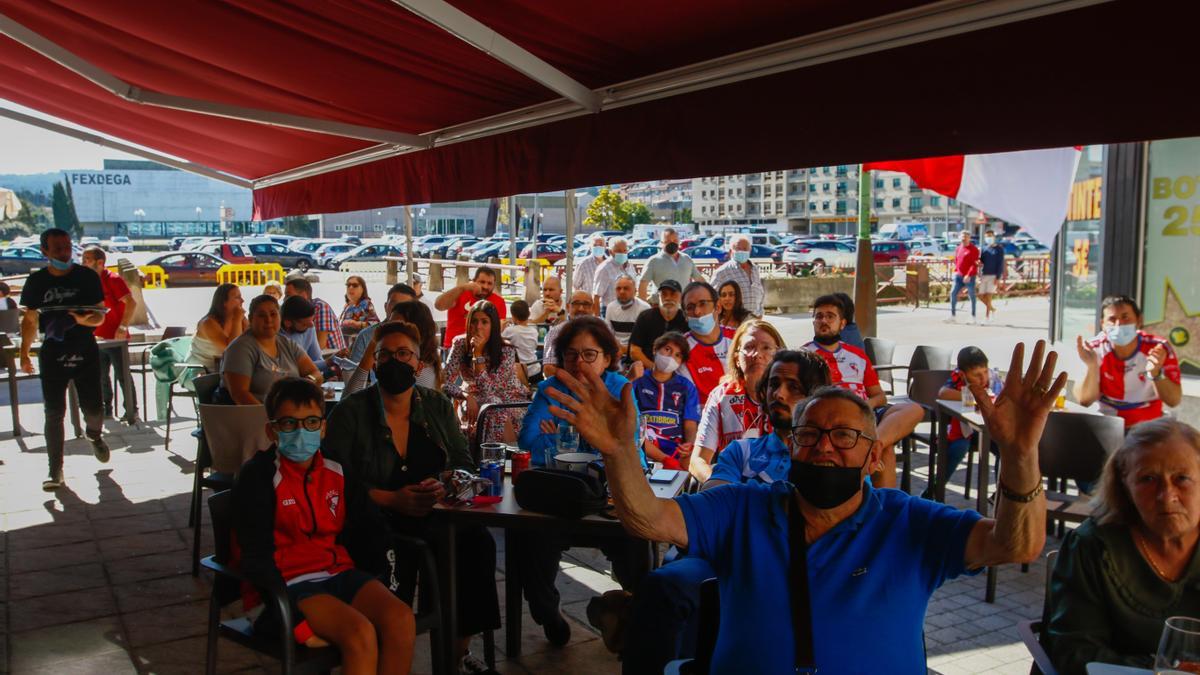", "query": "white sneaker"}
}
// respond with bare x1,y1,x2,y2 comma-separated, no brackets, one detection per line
943,315,958,324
